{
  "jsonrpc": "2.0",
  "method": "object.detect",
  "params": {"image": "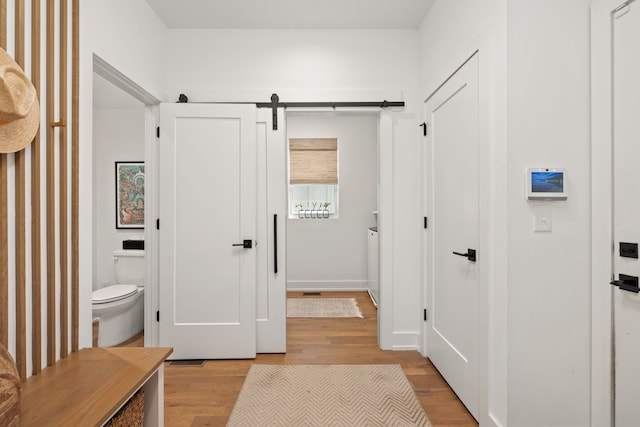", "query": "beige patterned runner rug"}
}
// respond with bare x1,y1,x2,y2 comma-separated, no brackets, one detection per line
286,297,363,318
227,364,432,426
